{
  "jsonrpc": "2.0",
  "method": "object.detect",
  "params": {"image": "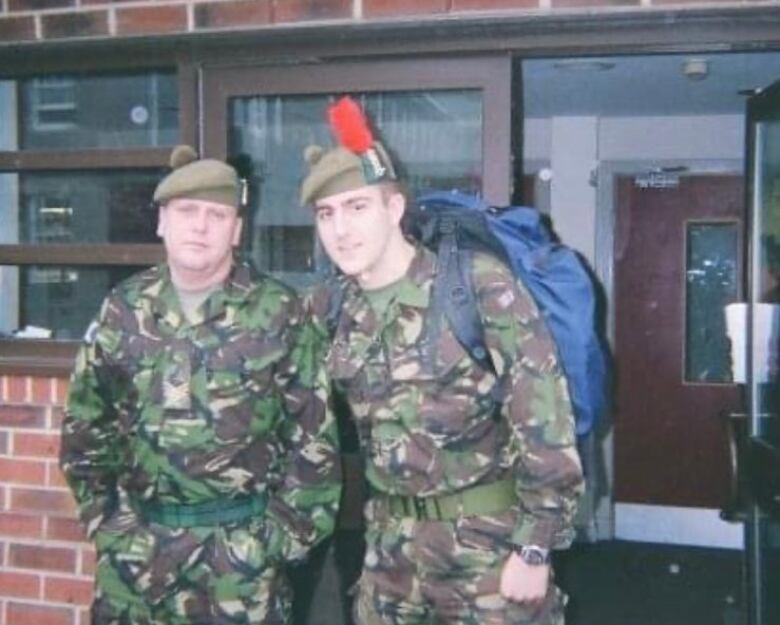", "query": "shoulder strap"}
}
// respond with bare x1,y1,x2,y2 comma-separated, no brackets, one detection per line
430,219,497,376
